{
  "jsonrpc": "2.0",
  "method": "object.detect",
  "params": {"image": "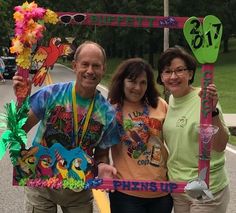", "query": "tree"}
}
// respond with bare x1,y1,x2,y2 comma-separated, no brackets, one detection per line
172,0,236,52
0,1,14,48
